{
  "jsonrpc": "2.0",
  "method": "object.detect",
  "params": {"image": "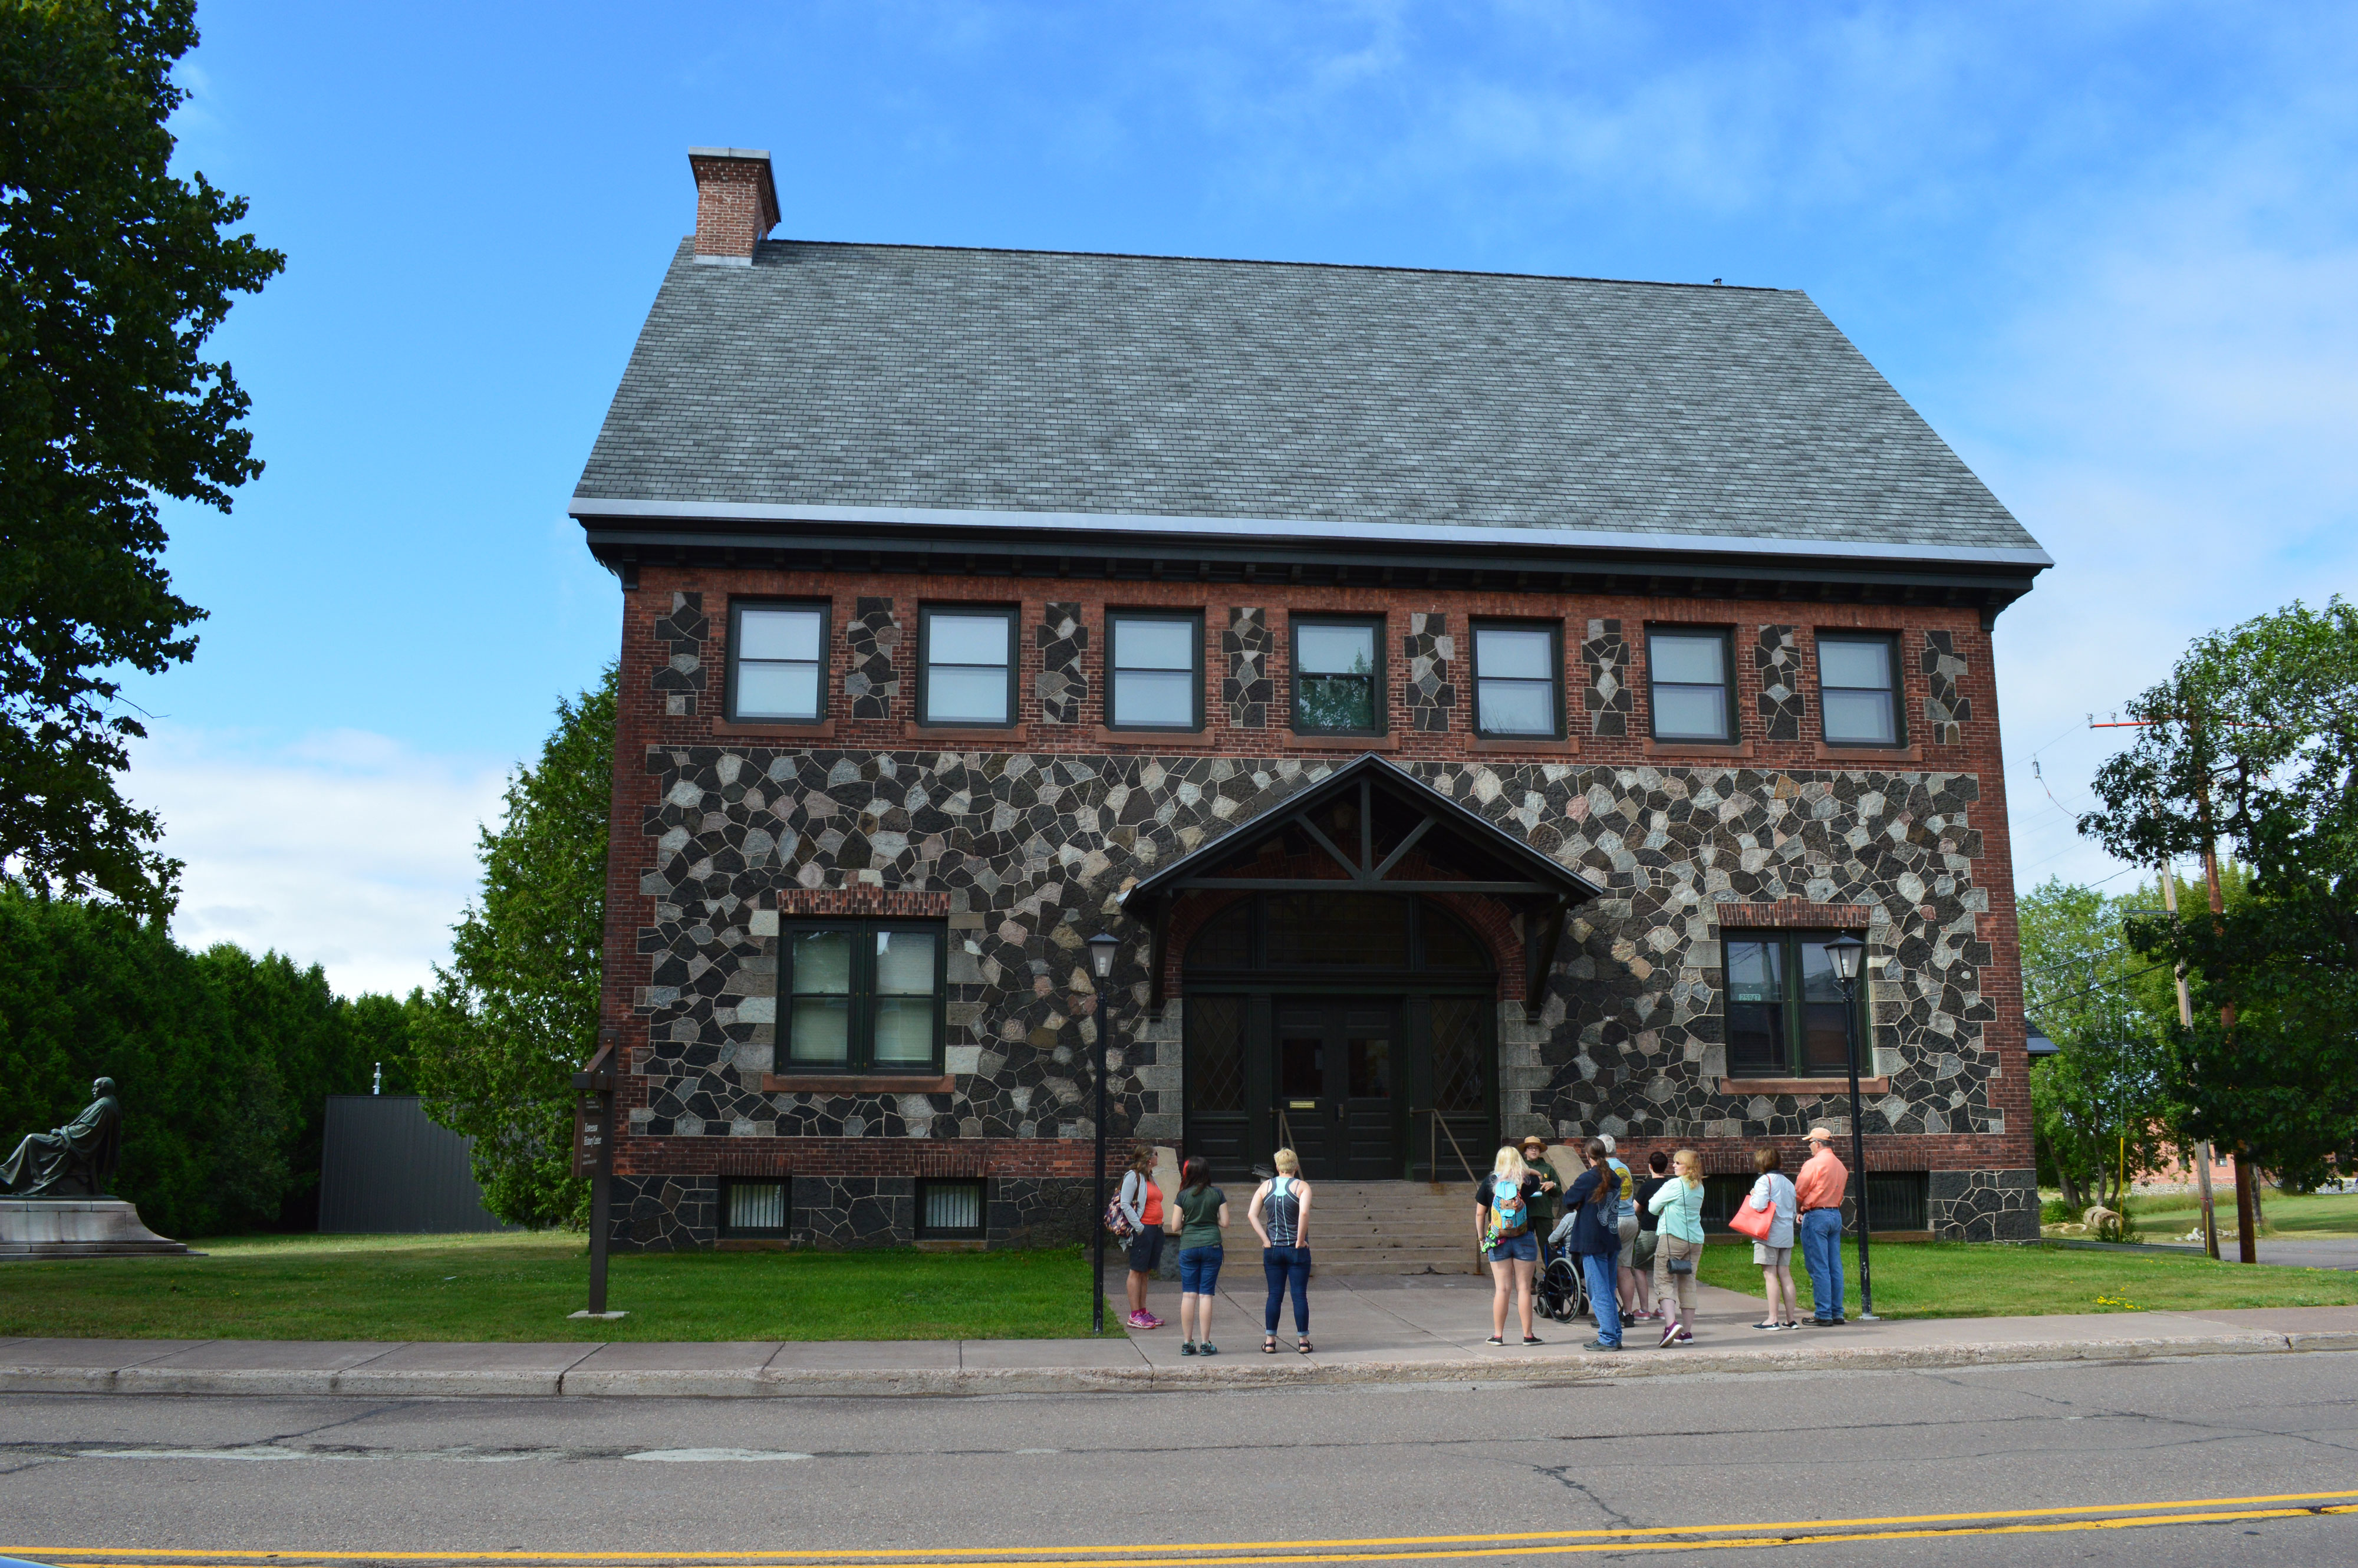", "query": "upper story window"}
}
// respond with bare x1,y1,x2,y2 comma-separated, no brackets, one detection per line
727,602,826,722
1648,627,1734,742
1292,616,1384,736
1724,931,1866,1078
918,607,1017,727
1472,621,1560,738
1818,633,1902,747
785,920,946,1073
1106,610,1203,730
